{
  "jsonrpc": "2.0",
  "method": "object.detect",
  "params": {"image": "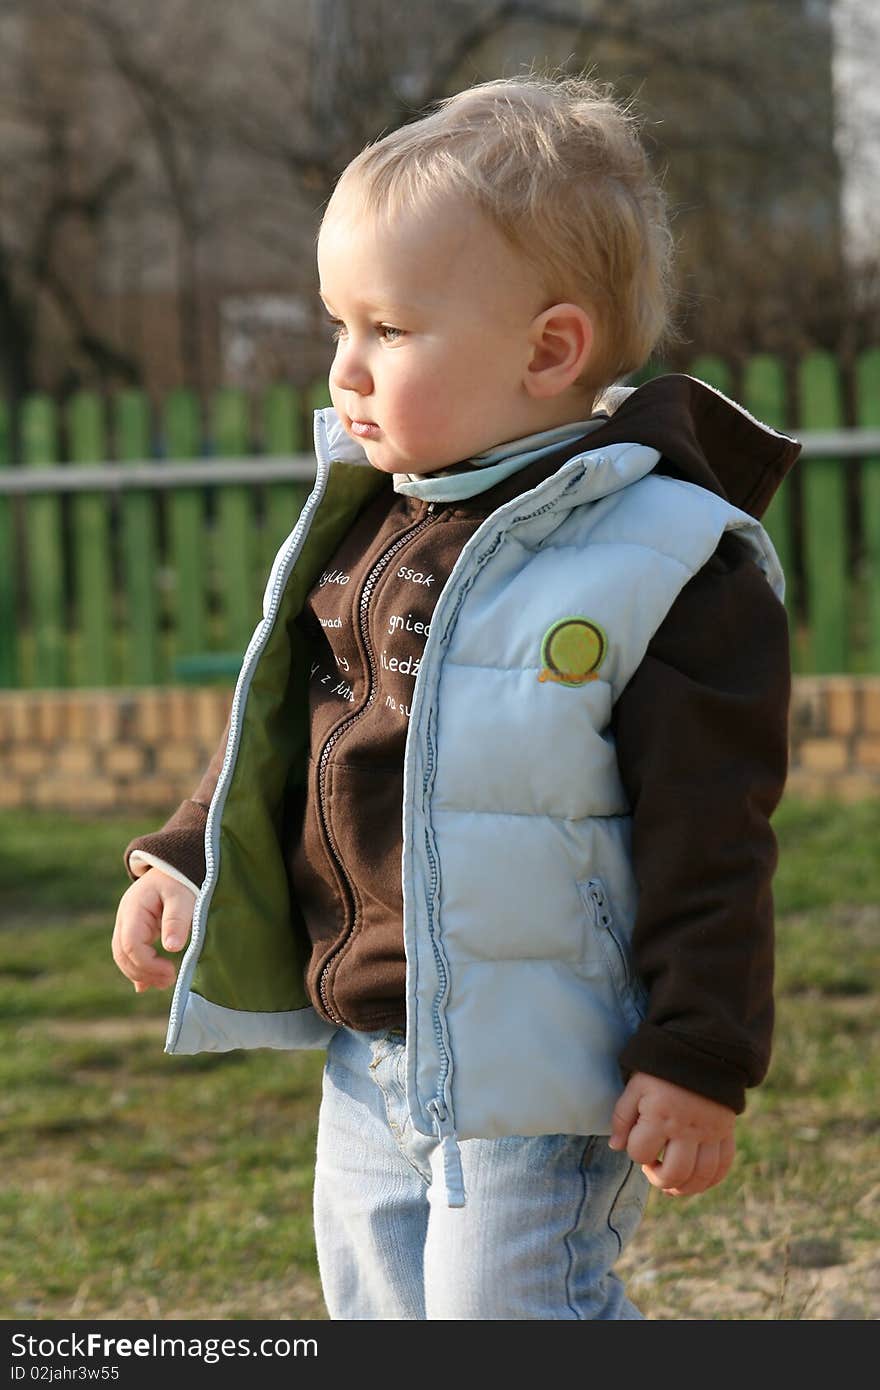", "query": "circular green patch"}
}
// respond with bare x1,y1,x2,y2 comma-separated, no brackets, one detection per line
540,617,607,686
